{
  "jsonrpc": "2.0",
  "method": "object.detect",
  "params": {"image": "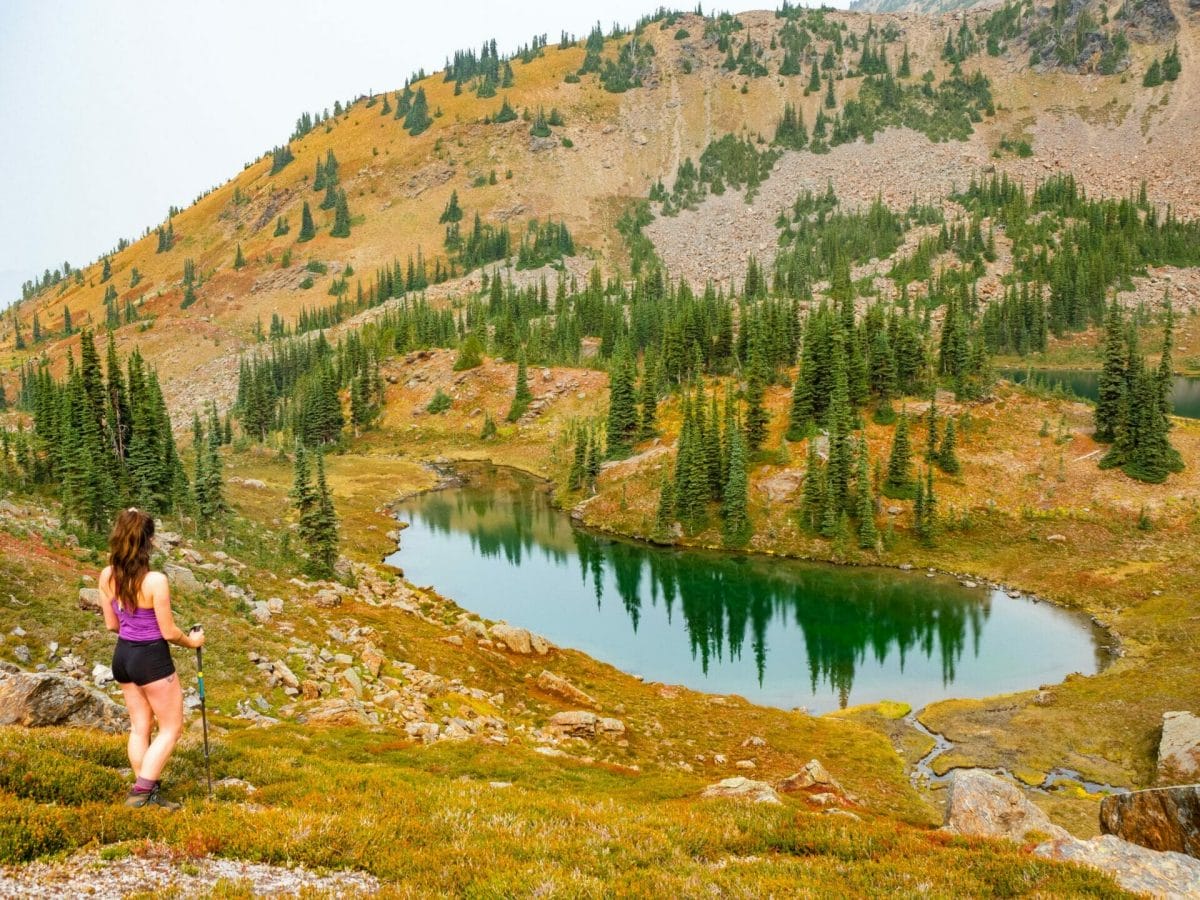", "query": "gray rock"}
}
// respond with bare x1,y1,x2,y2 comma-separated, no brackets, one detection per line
491,623,533,655
91,664,114,686
78,588,103,611
164,563,202,594
1159,711,1200,783
250,601,272,624
273,661,301,690
1036,834,1200,897
459,618,489,642
546,710,599,738
943,769,1069,843
338,668,363,699
0,667,127,733
778,759,842,794
701,777,782,805
1101,785,1200,859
